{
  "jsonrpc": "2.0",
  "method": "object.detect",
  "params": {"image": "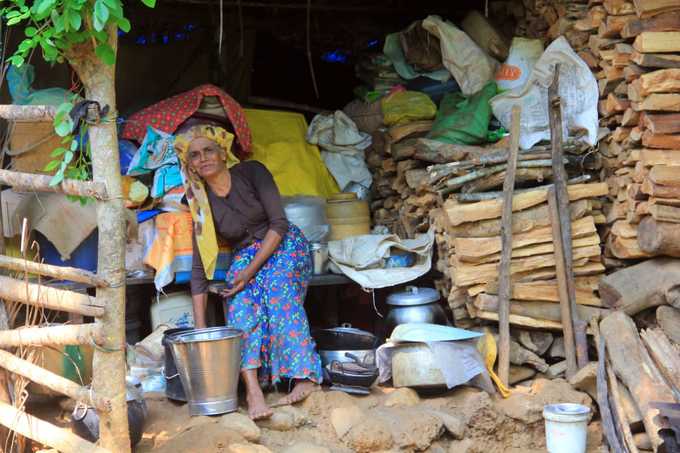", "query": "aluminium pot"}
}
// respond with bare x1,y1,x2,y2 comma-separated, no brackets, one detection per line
385,287,449,337
313,326,378,374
